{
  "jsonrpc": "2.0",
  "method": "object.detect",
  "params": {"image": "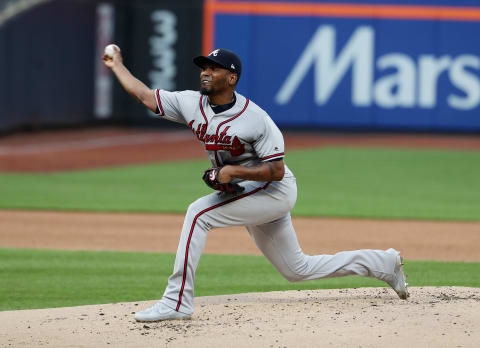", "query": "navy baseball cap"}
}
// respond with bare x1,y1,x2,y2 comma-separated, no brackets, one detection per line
193,48,242,79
